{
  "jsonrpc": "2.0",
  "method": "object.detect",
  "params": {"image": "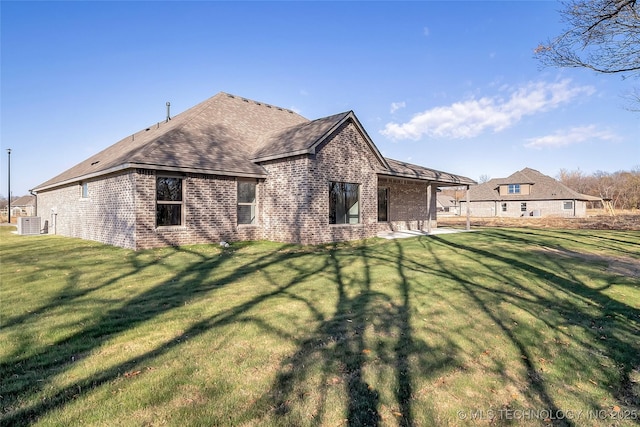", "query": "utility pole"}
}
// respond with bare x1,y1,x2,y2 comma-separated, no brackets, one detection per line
6,149,11,224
